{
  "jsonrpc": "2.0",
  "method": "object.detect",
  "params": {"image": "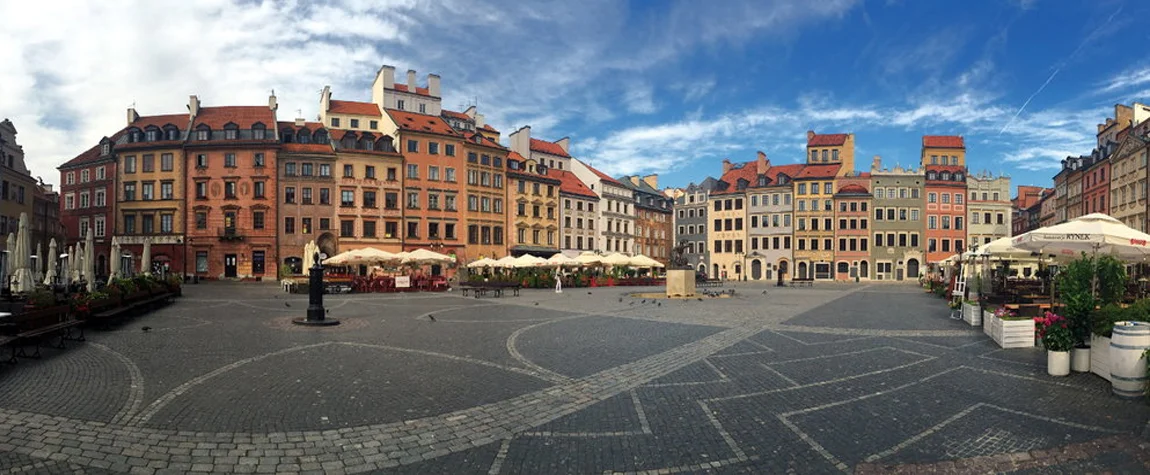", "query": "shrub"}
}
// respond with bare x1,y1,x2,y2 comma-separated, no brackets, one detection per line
1035,312,1074,352
26,288,58,308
